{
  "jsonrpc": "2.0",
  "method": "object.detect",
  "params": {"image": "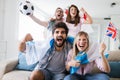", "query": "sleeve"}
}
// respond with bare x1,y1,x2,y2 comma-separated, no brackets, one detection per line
80,17,85,24
25,41,39,65
65,49,73,65
47,21,55,31
95,58,106,72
